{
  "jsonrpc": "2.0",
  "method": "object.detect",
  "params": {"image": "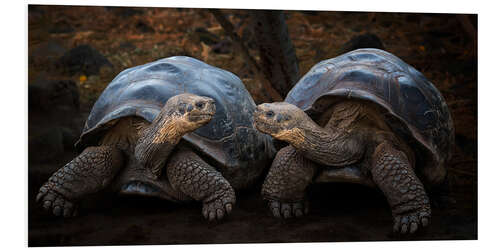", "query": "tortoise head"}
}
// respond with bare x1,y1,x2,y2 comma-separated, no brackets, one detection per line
162,93,216,134
253,102,310,141
150,93,216,143
135,93,215,178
